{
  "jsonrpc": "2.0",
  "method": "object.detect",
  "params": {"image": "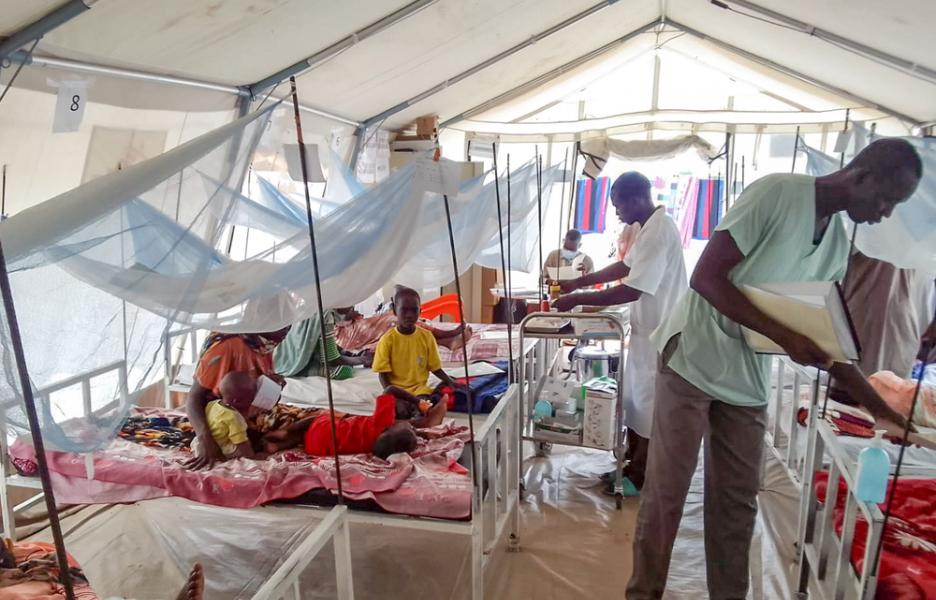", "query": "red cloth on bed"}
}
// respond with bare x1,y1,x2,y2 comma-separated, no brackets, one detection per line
304,394,396,456
815,473,936,599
